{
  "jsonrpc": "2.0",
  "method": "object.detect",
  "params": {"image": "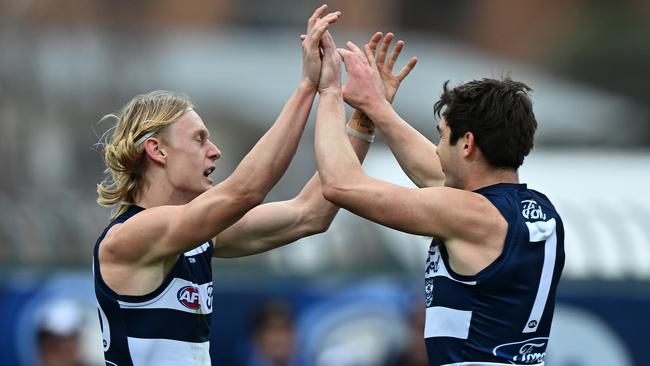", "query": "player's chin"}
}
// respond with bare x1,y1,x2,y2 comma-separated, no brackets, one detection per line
202,176,214,188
